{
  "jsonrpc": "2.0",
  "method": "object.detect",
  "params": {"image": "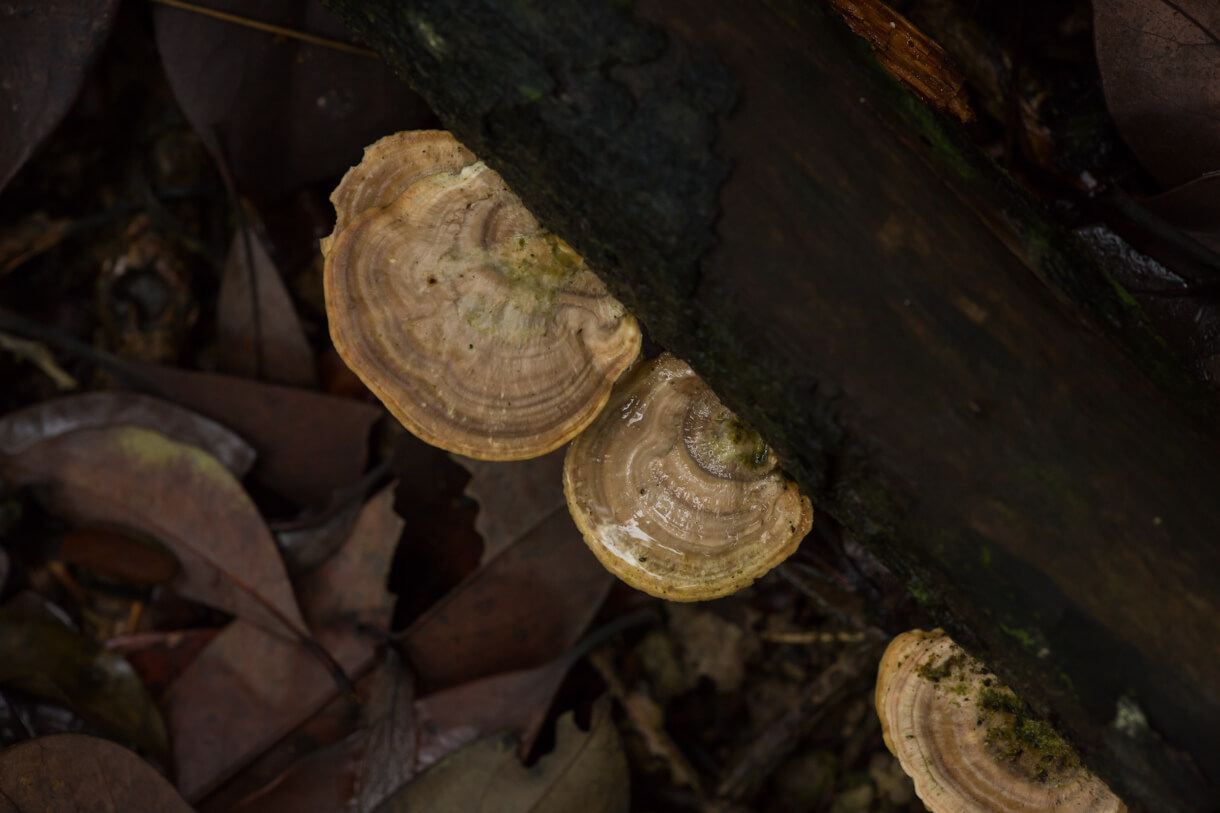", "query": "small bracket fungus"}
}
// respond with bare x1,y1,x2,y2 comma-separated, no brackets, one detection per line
324,131,642,460
876,629,1127,813
563,353,813,601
